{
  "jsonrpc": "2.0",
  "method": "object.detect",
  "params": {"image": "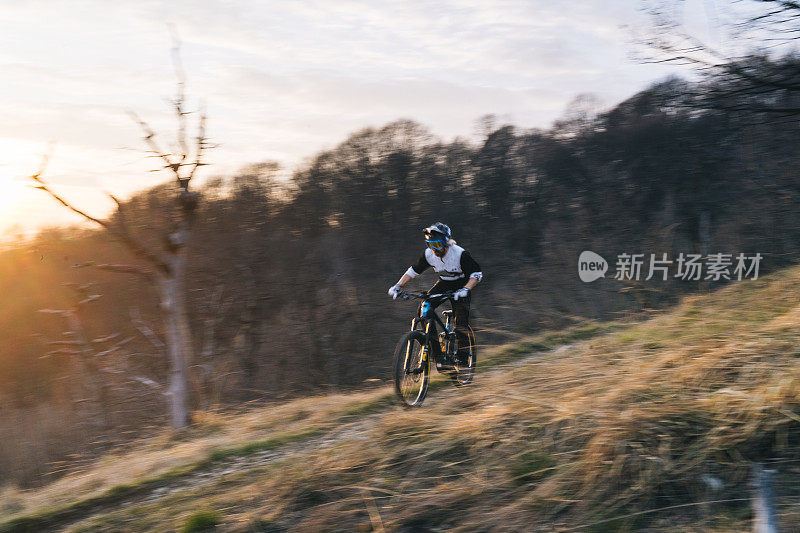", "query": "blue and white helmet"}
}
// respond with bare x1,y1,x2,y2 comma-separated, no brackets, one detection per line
423,222,451,242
